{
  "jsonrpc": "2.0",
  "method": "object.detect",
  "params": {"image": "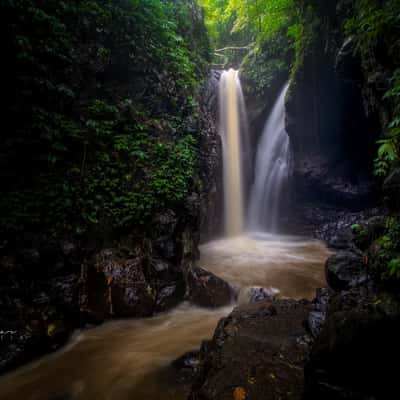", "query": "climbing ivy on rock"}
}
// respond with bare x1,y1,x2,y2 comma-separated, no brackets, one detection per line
0,0,209,235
